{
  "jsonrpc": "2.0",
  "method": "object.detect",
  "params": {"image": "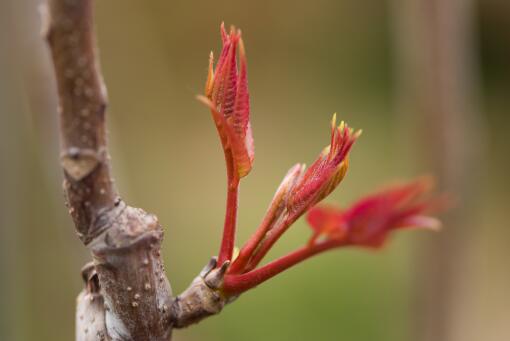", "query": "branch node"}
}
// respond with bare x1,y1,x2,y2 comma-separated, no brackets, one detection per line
60,147,102,181
171,258,234,329
199,256,218,278
204,260,230,289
